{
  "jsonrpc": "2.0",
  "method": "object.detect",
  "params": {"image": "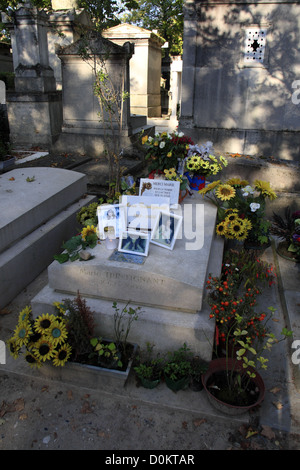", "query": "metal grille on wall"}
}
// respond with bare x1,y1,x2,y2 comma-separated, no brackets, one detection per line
244,28,267,66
